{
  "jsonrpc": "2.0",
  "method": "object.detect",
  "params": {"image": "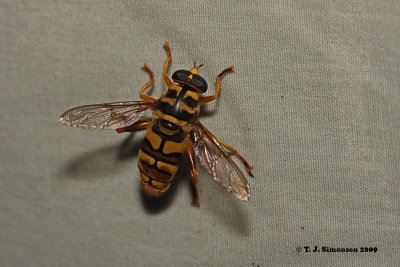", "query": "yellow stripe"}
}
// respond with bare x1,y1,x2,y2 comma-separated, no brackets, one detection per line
151,180,171,191
139,150,156,165
178,102,194,113
184,90,200,101
168,84,181,91
156,161,178,175
160,96,175,105
155,111,188,127
163,140,184,155
140,172,150,183
146,128,162,150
